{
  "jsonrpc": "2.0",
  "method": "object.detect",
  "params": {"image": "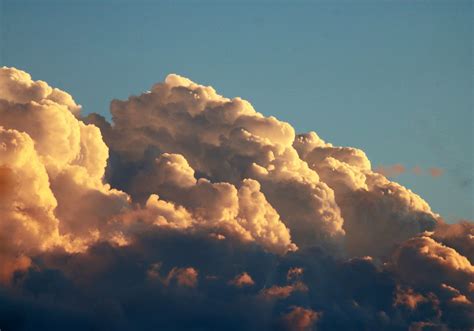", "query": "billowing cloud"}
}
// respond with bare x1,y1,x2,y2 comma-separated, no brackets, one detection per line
0,67,130,271
392,235,474,294
0,67,472,330
88,74,346,250
0,67,81,115
115,166,297,254
294,132,439,257
432,220,474,262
